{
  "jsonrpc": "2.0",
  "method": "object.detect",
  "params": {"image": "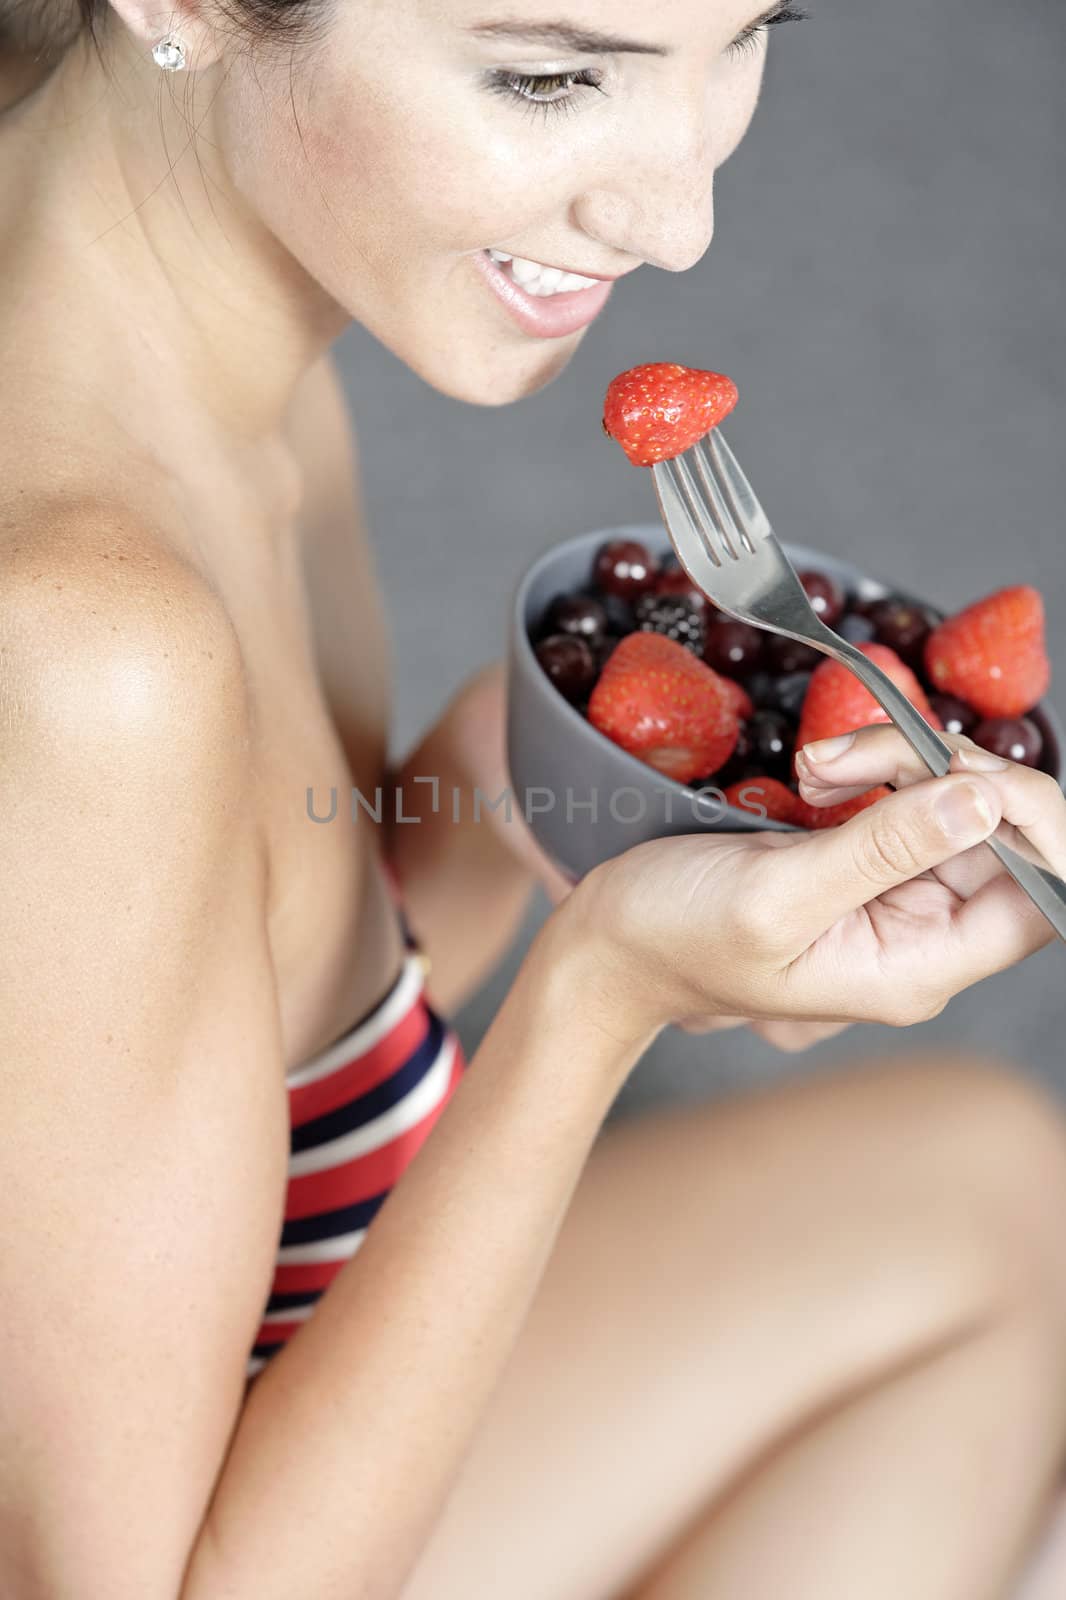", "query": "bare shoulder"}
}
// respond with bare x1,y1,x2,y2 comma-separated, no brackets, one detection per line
0,494,252,755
